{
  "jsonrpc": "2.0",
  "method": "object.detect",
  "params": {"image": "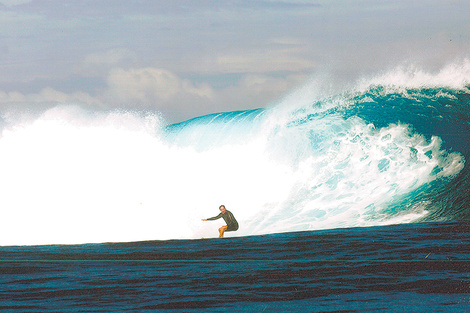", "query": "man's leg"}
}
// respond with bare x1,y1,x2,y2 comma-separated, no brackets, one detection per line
218,226,228,238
